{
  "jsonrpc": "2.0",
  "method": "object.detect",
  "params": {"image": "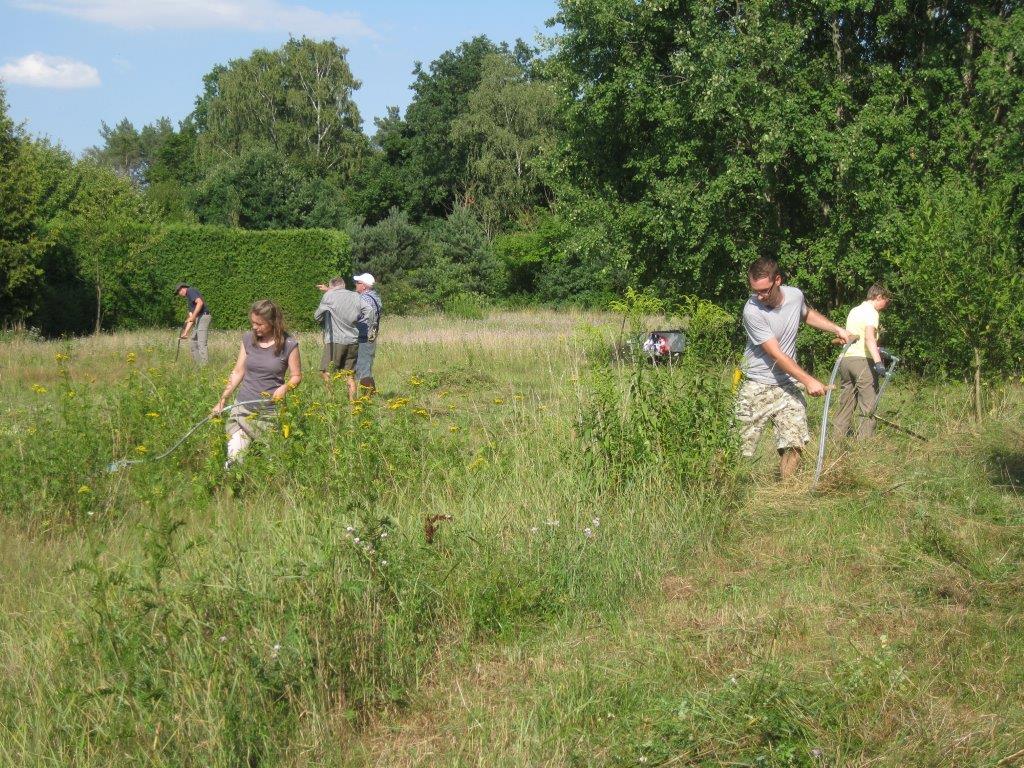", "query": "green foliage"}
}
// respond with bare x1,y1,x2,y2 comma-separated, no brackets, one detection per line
549,0,1024,319
423,207,504,301
494,207,627,306
888,179,1024,376
83,116,179,187
451,51,559,235
442,292,489,320
0,85,45,327
194,37,367,180
191,145,349,229
679,295,739,365
51,161,161,333
142,225,351,330
348,208,428,314
383,37,536,220
577,311,740,486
